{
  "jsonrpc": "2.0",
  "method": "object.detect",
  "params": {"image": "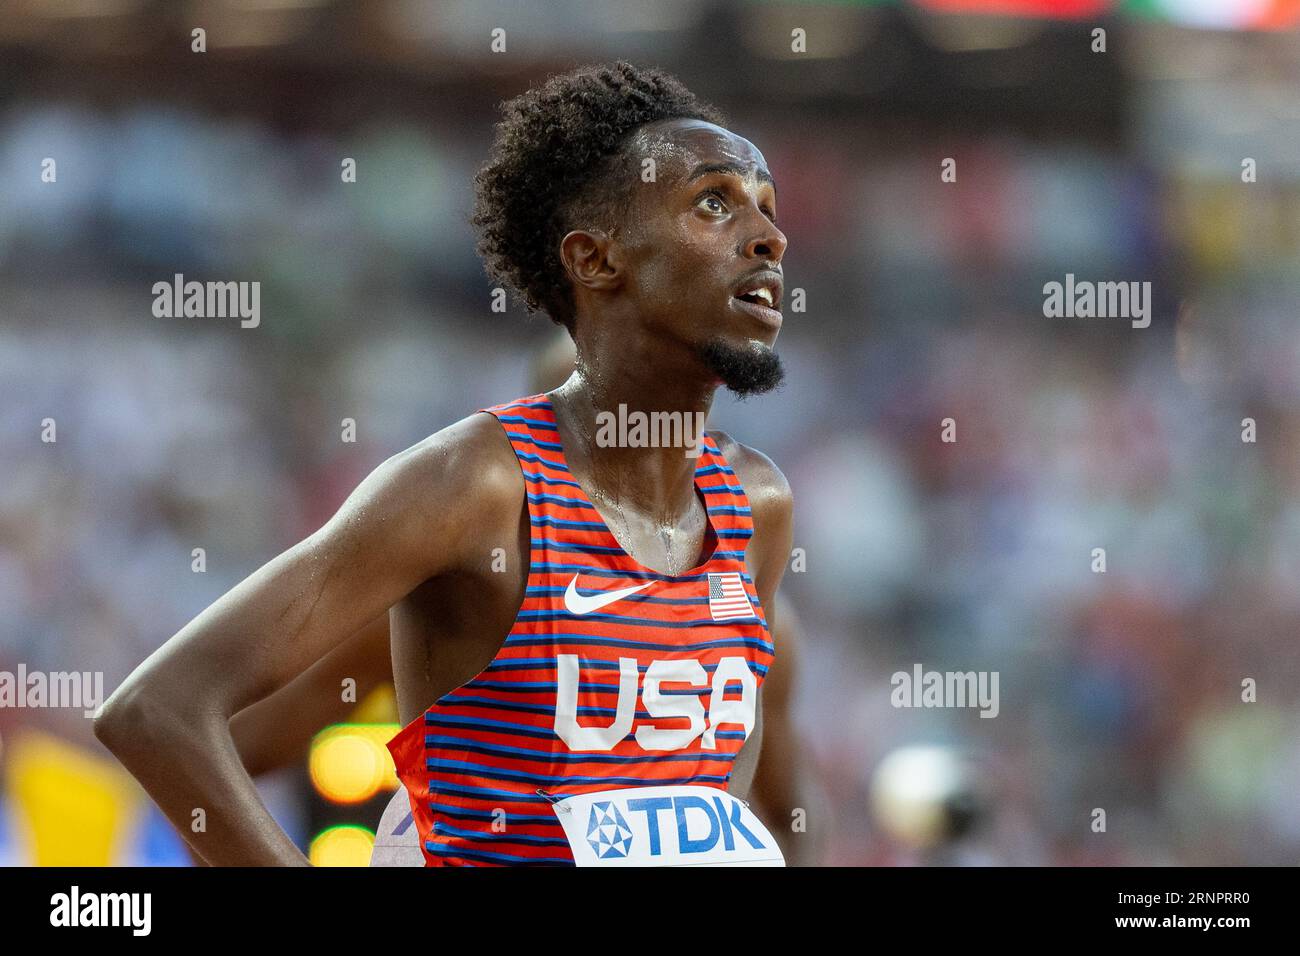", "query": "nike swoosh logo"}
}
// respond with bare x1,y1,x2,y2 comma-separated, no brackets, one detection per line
563,574,651,616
